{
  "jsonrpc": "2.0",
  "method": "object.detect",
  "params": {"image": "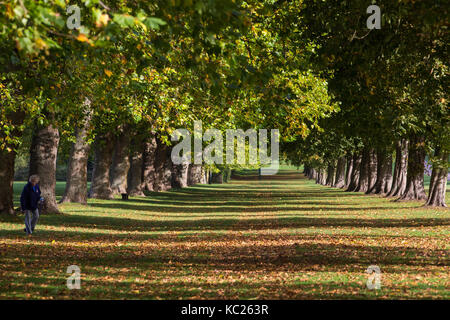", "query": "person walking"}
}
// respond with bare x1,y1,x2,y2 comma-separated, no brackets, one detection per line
20,175,43,235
